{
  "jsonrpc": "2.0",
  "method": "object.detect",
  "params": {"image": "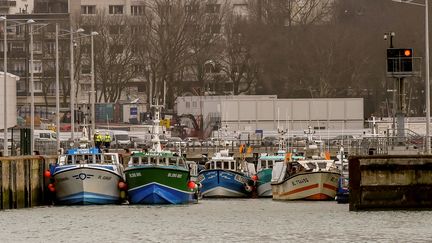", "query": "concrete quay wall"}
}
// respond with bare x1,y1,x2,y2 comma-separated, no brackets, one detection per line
349,155,432,211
